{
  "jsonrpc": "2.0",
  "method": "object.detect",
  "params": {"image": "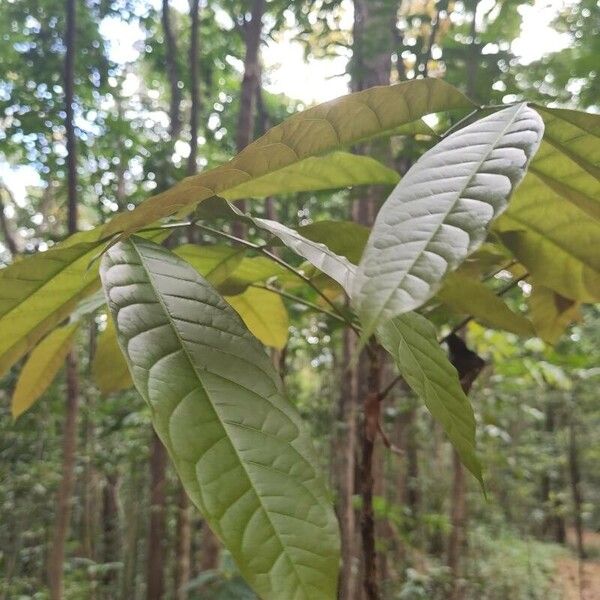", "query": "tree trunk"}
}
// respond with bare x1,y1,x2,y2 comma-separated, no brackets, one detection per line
121,472,142,600
336,328,360,600
199,525,220,571
231,0,265,237
48,354,80,600
48,2,78,596
350,4,395,597
146,432,168,600
568,418,586,560
187,0,201,176
446,334,485,600
174,486,191,600
0,186,17,256
161,0,182,140
102,473,120,596
359,346,382,600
